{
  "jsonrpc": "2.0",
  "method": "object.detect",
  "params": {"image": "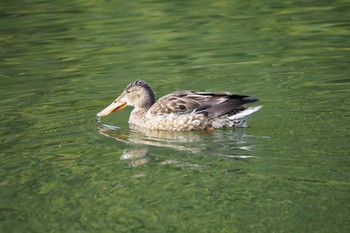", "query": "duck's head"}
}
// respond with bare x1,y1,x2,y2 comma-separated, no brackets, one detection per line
97,80,156,118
